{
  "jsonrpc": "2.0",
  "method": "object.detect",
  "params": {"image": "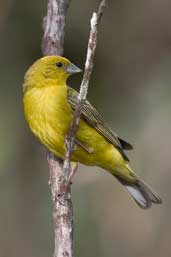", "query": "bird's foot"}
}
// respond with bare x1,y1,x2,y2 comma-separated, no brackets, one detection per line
68,162,78,184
